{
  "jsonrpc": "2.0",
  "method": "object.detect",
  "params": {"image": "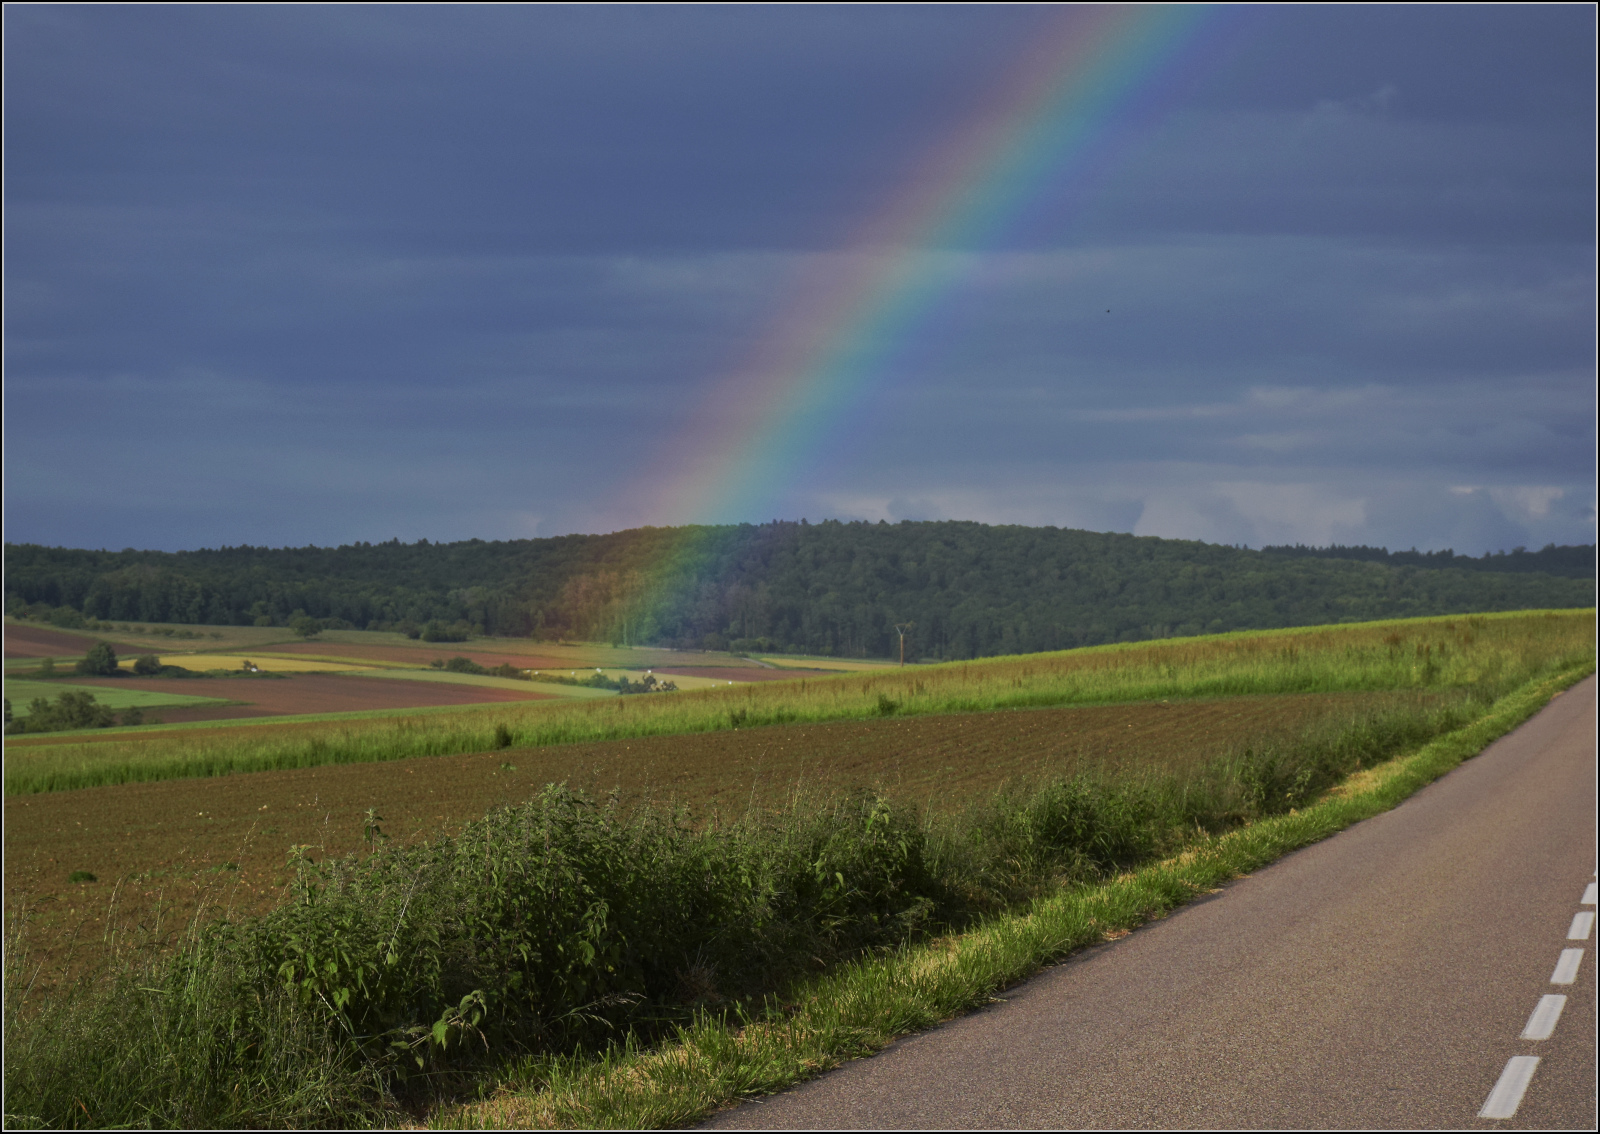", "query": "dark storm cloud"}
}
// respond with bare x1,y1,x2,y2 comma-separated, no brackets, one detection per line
4,5,1593,553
